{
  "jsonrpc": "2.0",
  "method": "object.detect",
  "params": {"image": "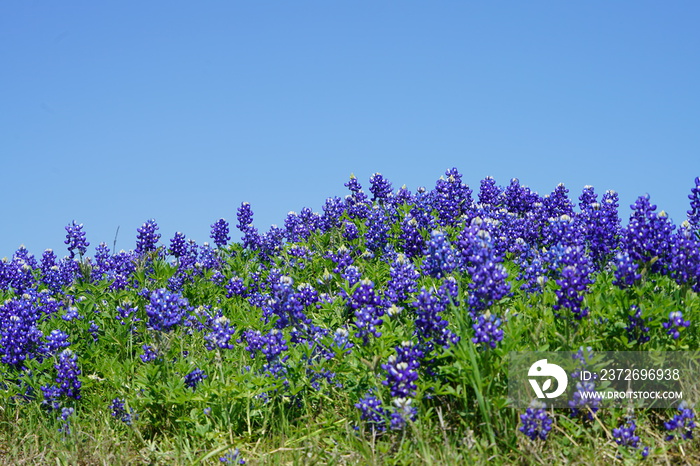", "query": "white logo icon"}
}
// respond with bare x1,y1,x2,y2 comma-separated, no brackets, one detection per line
528,359,568,399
